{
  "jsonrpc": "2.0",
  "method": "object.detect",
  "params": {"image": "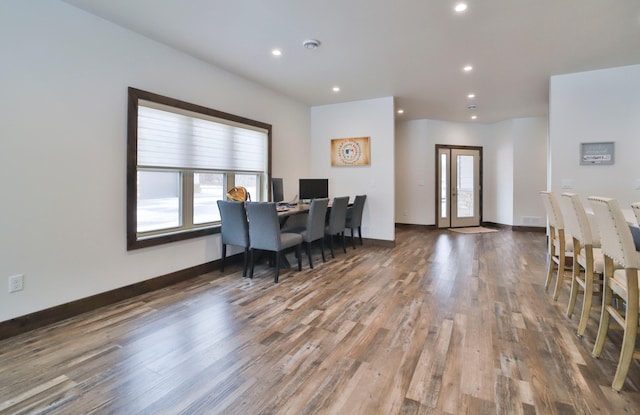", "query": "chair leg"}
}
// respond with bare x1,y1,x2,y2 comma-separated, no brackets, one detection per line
553,248,565,301
611,268,639,391
593,257,614,357
320,238,326,263
296,244,302,271
274,252,280,283
306,242,314,269
577,259,596,337
328,234,335,258
249,249,256,279
358,226,363,245
242,247,249,278
566,254,580,318
350,228,356,249
221,244,227,272
544,232,555,290
544,255,555,291
341,231,346,253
